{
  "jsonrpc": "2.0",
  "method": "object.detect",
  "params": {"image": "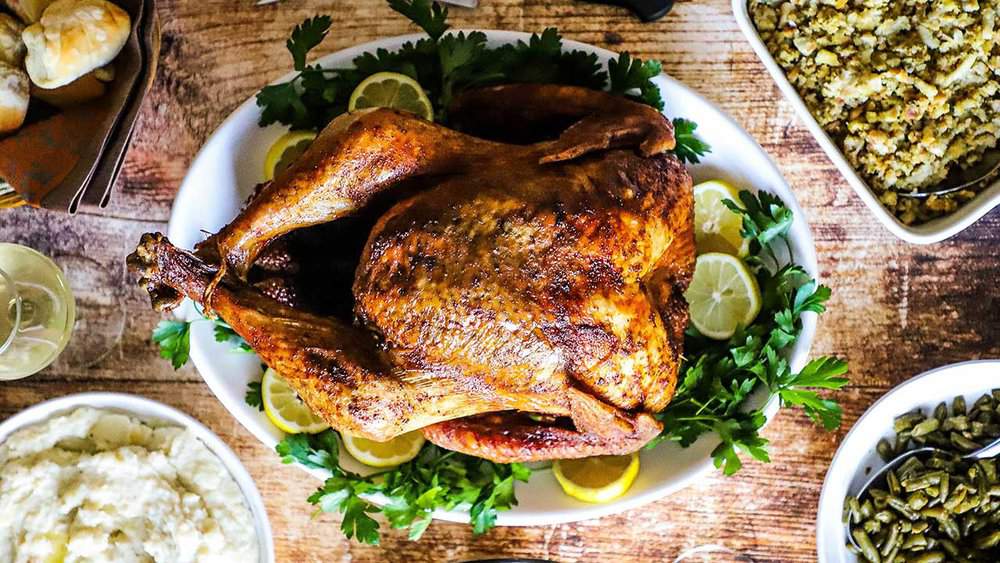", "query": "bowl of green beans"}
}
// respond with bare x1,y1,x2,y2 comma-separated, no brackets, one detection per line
817,360,1000,563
